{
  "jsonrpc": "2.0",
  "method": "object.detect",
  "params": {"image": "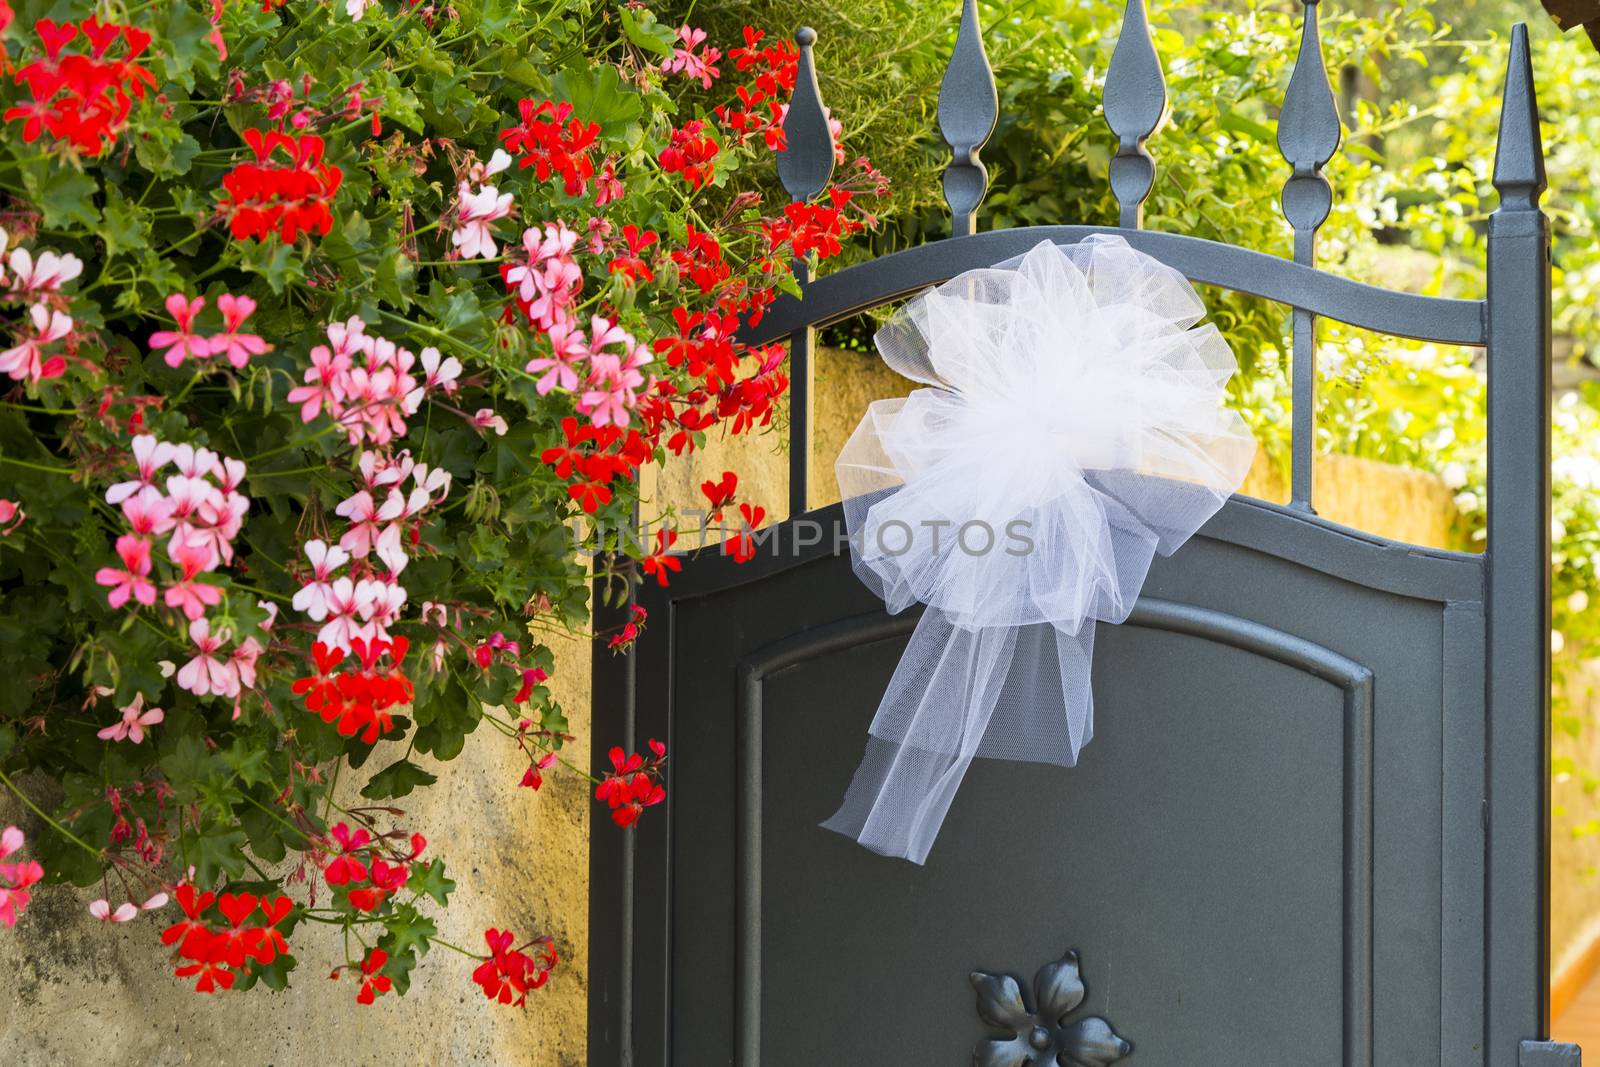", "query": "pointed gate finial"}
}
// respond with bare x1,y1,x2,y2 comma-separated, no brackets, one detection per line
1278,0,1342,263
1492,23,1547,213
777,27,835,203
1103,0,1168,228
938,0,999,237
